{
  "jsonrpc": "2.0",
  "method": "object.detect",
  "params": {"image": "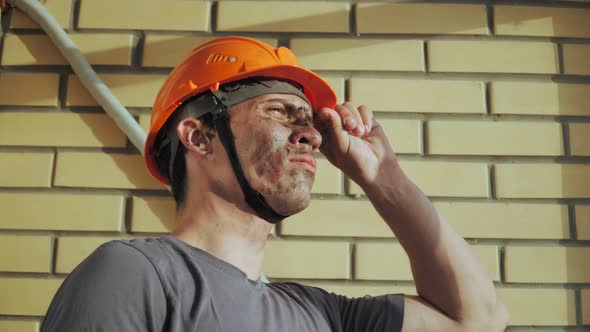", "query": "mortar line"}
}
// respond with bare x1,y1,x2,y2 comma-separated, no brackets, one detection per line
50,235,58,275
486,2,495,36
558,43,566,75
130,31,145,69
71,0,81,31
568,204,578,240
210,0,218,33
349,3,356,36
563,121,572,157
350,241,356,281
575,288,582,327
421,120,428,156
